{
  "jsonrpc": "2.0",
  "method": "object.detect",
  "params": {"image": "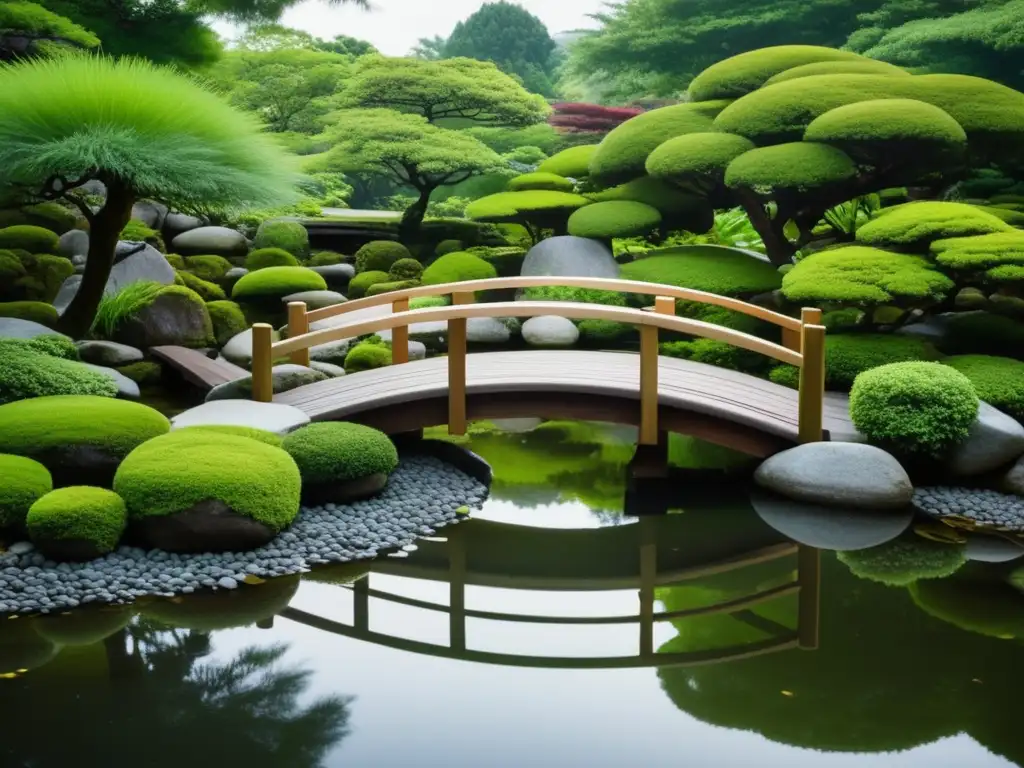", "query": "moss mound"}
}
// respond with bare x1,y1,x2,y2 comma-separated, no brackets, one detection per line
114,430,301,532
585,176,714,232
0,339,118,404
0,395,169,462
26,486,128,558
388,258,423,281
0,225,59,254
0,202,79,235
0,301,58,326
942,355,1024,421
850,362,979,456
17,254,74,303
409,295,449,309
781,246,954,306
175,425,283,447
837,535,966,587
929,231,1024,281
620,246,781,296
422,251,497,285
857,202,1011,250
646,132,755,185
567,201,661,239
245,247,299,271
283,422,398,485
309,250,347,266
174,270,225,301
354,241,411,273
537,144,598,178
347,269,390,299
344,340,392,373
662,338,772,375
207,300,247,347
184,254,233,281
142,575,300,631
764,59,909,85
434,240,463,257
116,361,162,386
366,279,420,297
20,334,77,360
253,220,309,259
120,219,165,252
804,99,967,158
232,266,327,301
465,190,592,223
0,454,52,529
725,143,857,192
33,606,132,645
577,319,637,345
508,172,574,192
938,312,1024,360
466,246,527,277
